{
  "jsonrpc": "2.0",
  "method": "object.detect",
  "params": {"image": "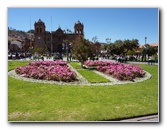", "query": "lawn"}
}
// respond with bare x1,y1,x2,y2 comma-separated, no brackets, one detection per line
78,69,110,83
69,62,82,69
69,62,110,83
8,61,33,71
8,61,158,121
